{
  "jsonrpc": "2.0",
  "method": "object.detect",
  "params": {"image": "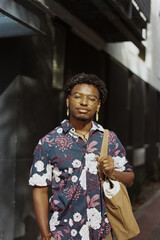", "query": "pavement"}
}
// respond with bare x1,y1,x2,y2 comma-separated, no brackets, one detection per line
131,188,160,240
